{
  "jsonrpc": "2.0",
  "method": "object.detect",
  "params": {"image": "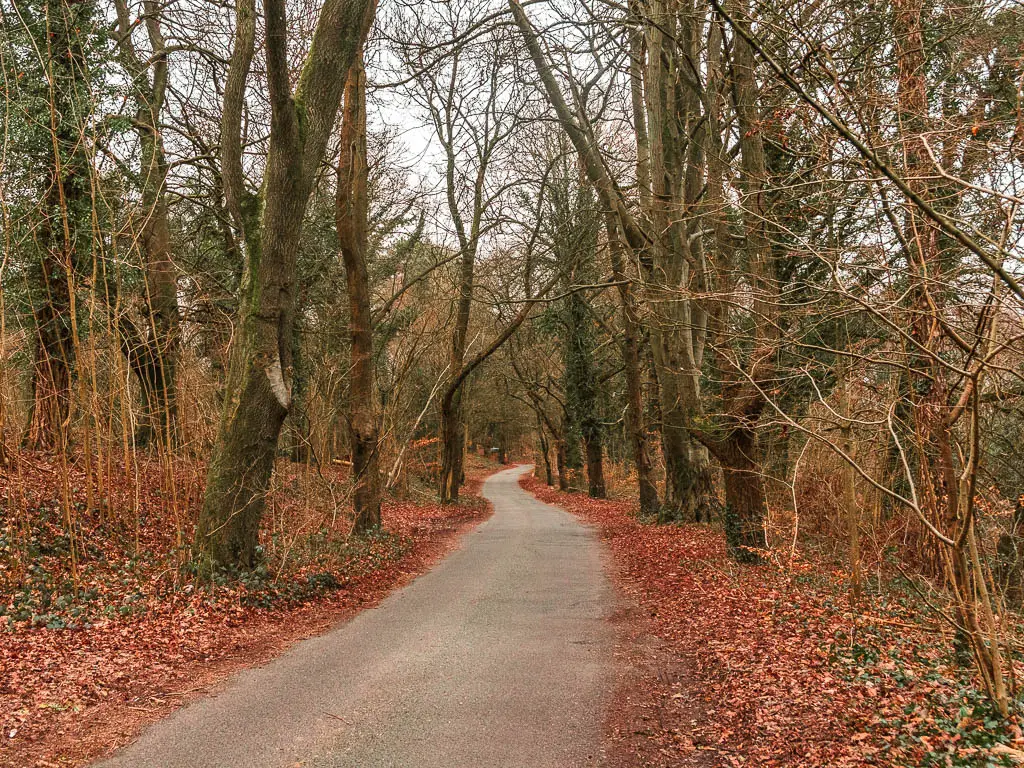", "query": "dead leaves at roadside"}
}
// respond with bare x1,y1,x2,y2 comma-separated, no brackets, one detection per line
520,474,1023,768
0,457,495,768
